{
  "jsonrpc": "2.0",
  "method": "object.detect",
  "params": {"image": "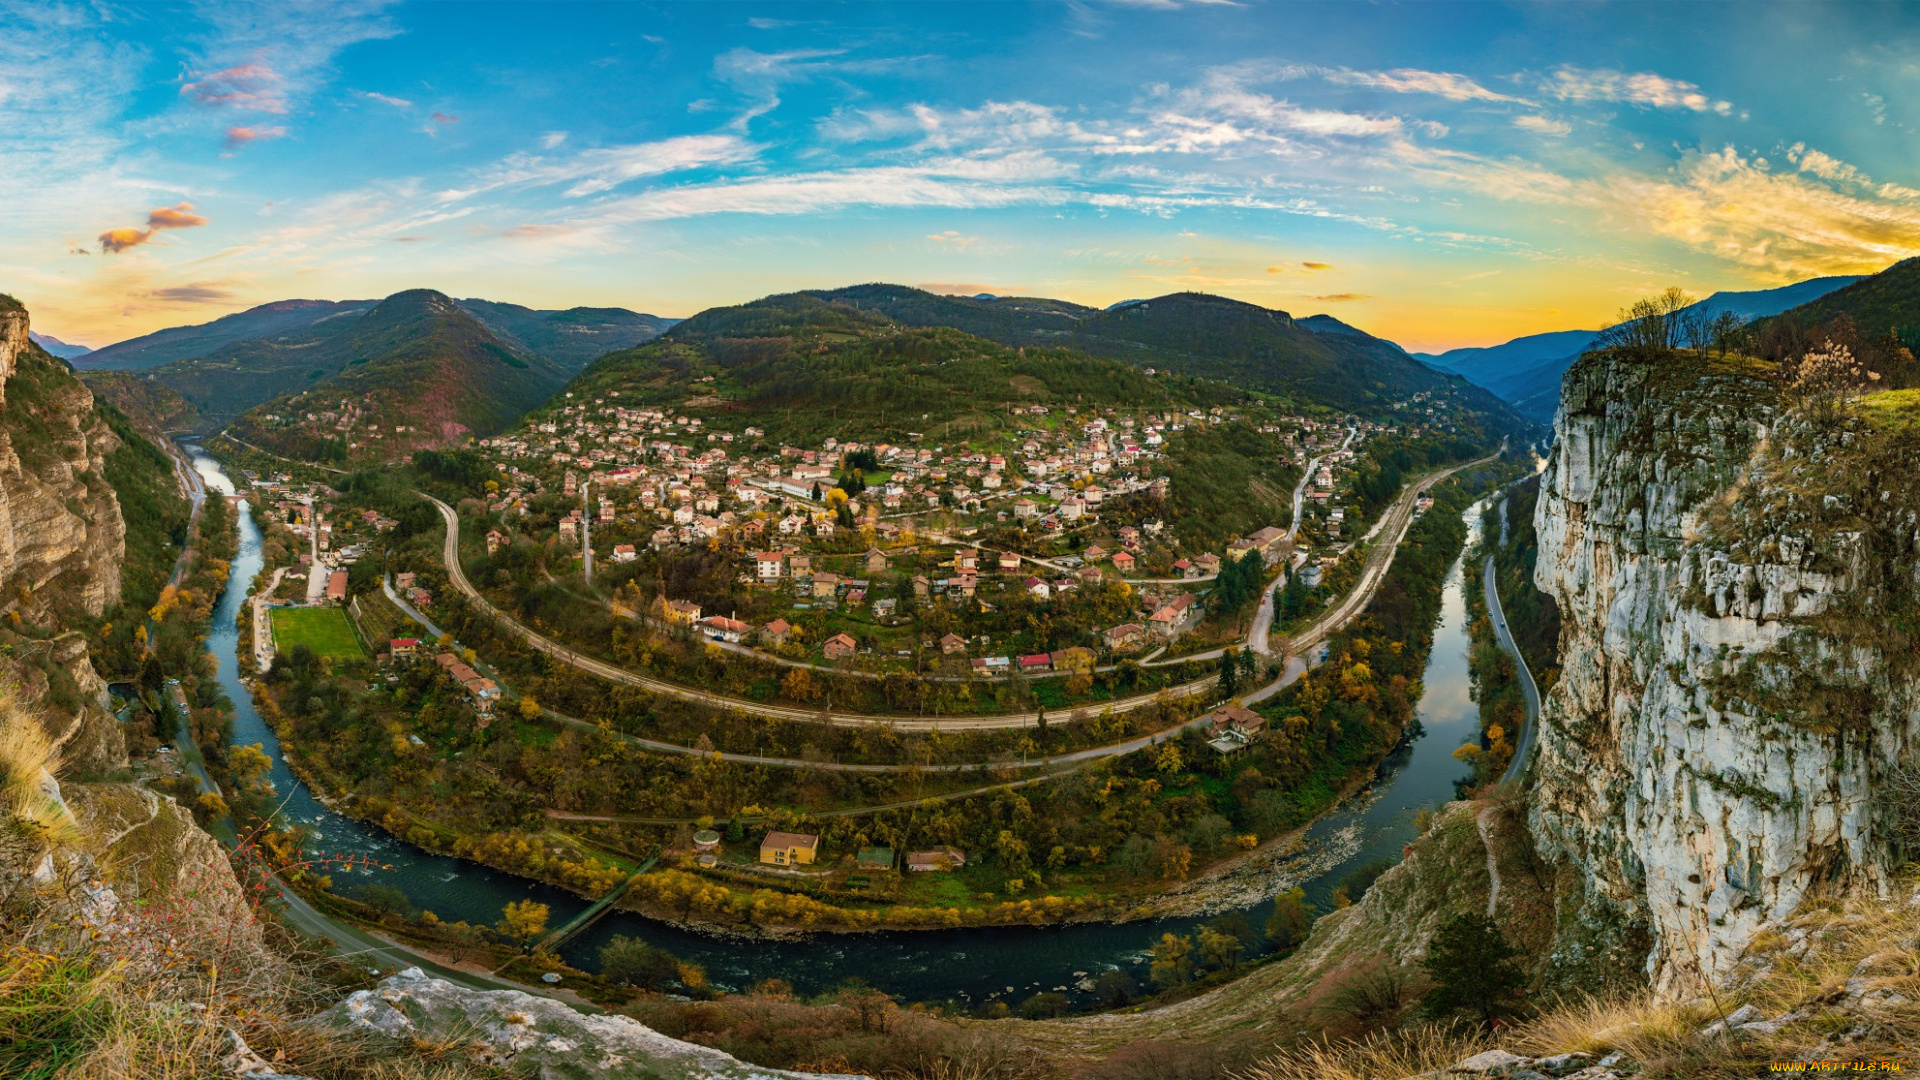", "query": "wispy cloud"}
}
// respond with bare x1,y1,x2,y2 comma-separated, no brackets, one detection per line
98,203,209,253
182,63,287,112
225,124,287,148
1306,292,1370,302
1303,64,1529,104
362,90,413,108
1542,66,1732,115
442,133,759,202
926,230,979,248
142,281,234,303
1513,114,1572,137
